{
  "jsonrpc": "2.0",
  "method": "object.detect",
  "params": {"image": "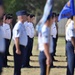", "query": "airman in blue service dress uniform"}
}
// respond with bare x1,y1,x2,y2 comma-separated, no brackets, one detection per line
21,14,29,67
38,13,53,75
22,14,35,67
27,15,35,57
51,13,57,58
13,10,28,75
2,14,13,67
66,16,75,75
